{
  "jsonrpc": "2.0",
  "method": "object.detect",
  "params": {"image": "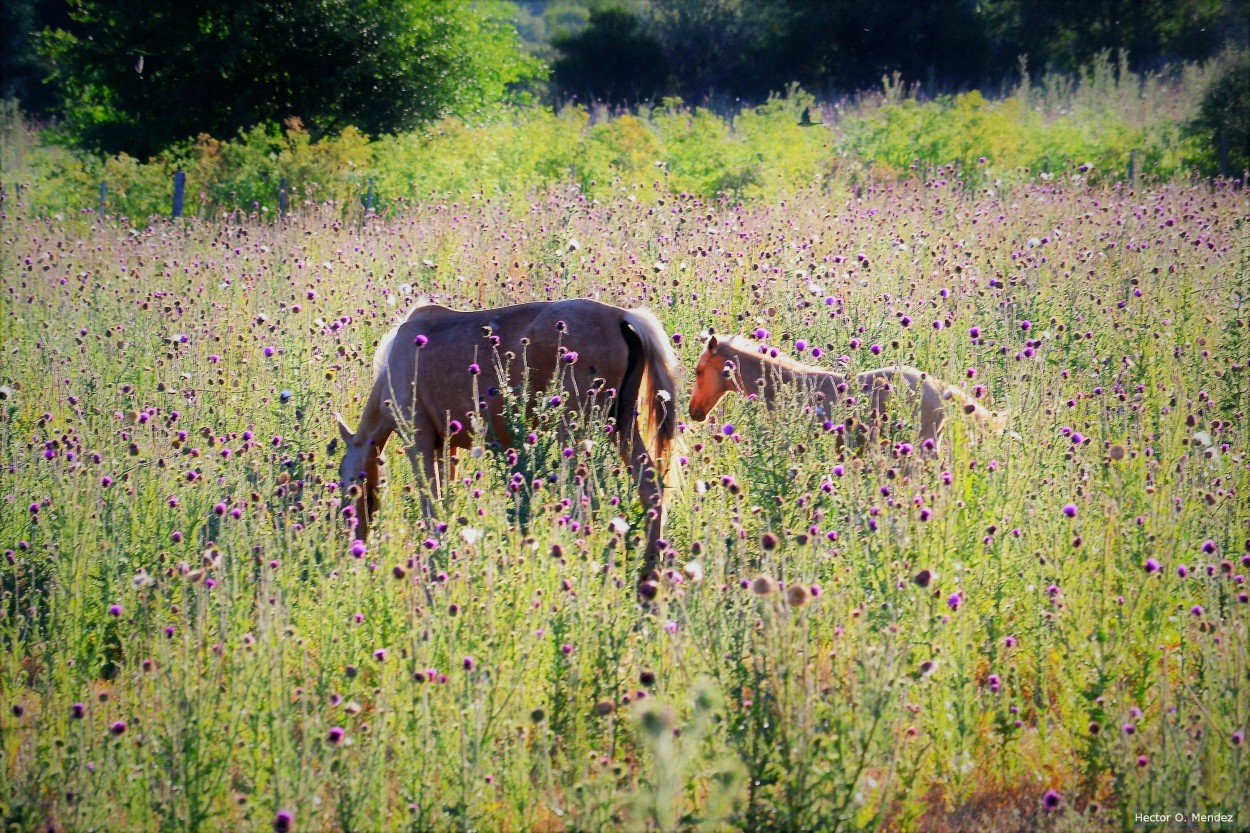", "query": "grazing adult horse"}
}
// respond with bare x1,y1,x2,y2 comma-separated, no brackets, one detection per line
689,336,1005,451
335,299,679,575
